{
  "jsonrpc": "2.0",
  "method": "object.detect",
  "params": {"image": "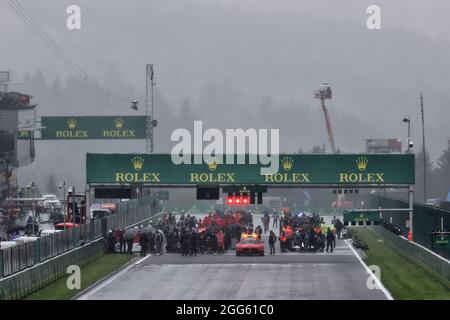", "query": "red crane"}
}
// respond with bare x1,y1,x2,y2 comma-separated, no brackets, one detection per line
314,83,336,154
